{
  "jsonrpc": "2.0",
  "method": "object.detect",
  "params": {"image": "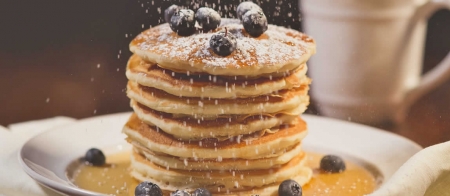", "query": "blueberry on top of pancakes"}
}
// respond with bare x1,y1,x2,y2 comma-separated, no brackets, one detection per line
278,179,302,196
170,9,196,36
195,7,221,32
209,27,237,56
237,1,262,20
320,155,346,173
242,9,268,37
84,148,105,166
135,181,163,196
193,188,212,196
164,4,180,23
